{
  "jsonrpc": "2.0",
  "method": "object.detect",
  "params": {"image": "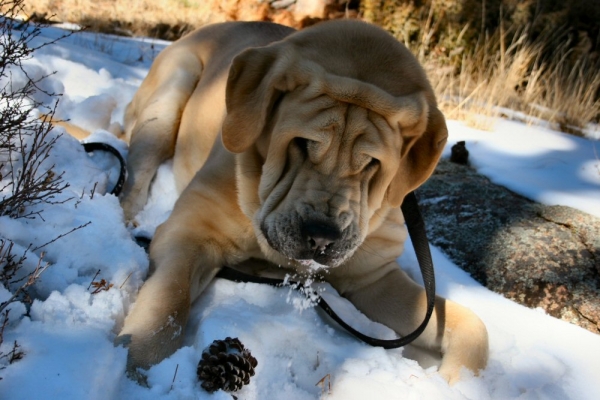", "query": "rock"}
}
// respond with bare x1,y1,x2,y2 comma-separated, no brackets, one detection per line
417,158,600,334
450,141,469,165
